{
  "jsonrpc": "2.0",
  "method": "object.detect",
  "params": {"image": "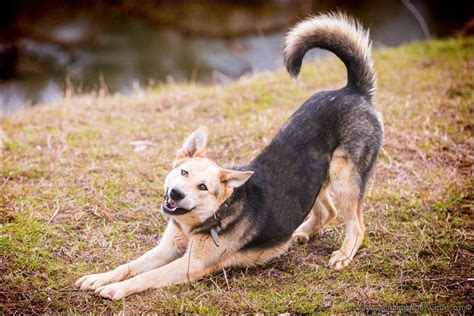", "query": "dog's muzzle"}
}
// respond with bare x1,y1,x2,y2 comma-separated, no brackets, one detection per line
161,190,194,216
